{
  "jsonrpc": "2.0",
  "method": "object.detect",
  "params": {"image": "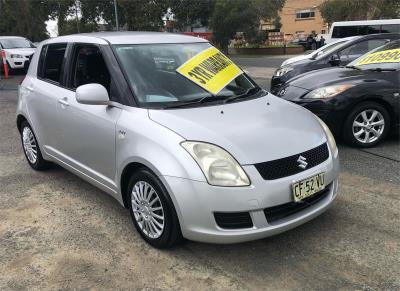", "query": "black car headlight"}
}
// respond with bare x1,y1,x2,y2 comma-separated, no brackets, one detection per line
303,84,354,99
